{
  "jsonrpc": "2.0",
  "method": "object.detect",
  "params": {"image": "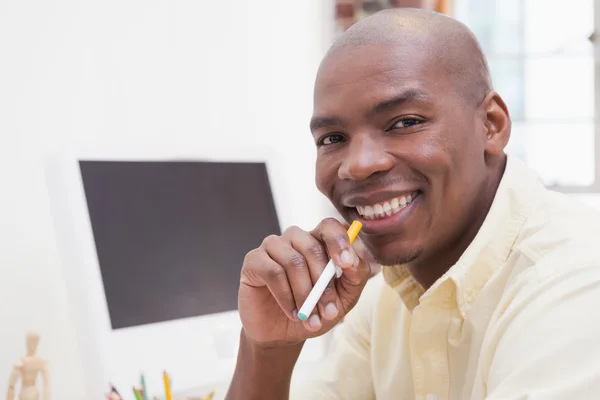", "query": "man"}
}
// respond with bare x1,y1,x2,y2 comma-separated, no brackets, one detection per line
226,8,600,400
